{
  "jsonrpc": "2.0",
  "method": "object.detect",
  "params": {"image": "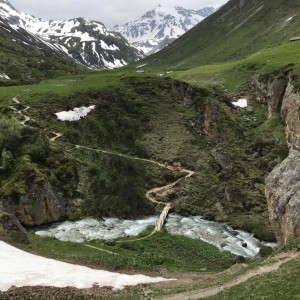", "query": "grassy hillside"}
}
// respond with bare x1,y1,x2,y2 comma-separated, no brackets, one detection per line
140,0,300,71
0,68,290,240
172,41,300,90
